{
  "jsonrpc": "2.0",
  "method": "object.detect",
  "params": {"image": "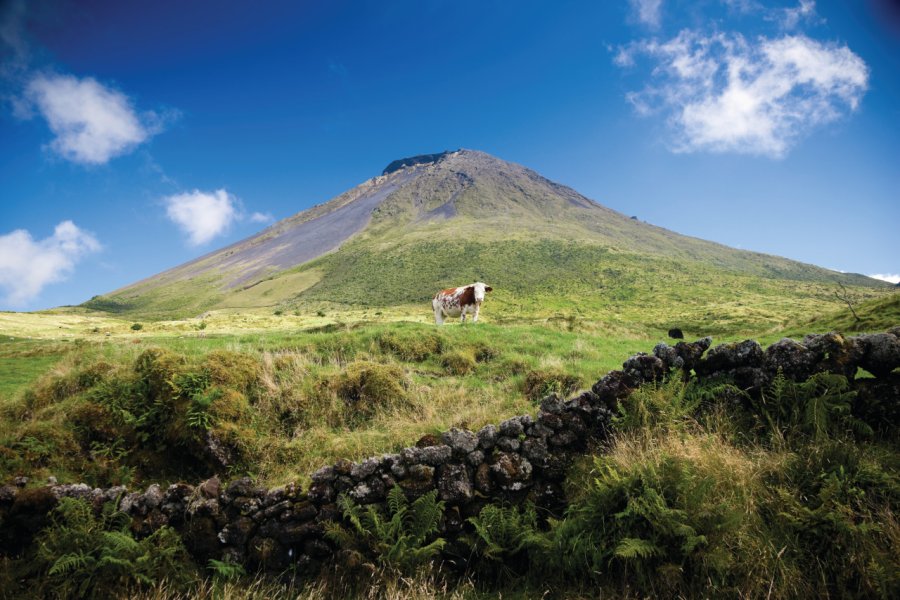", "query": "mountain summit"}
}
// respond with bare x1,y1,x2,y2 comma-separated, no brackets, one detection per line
85,150,886,323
